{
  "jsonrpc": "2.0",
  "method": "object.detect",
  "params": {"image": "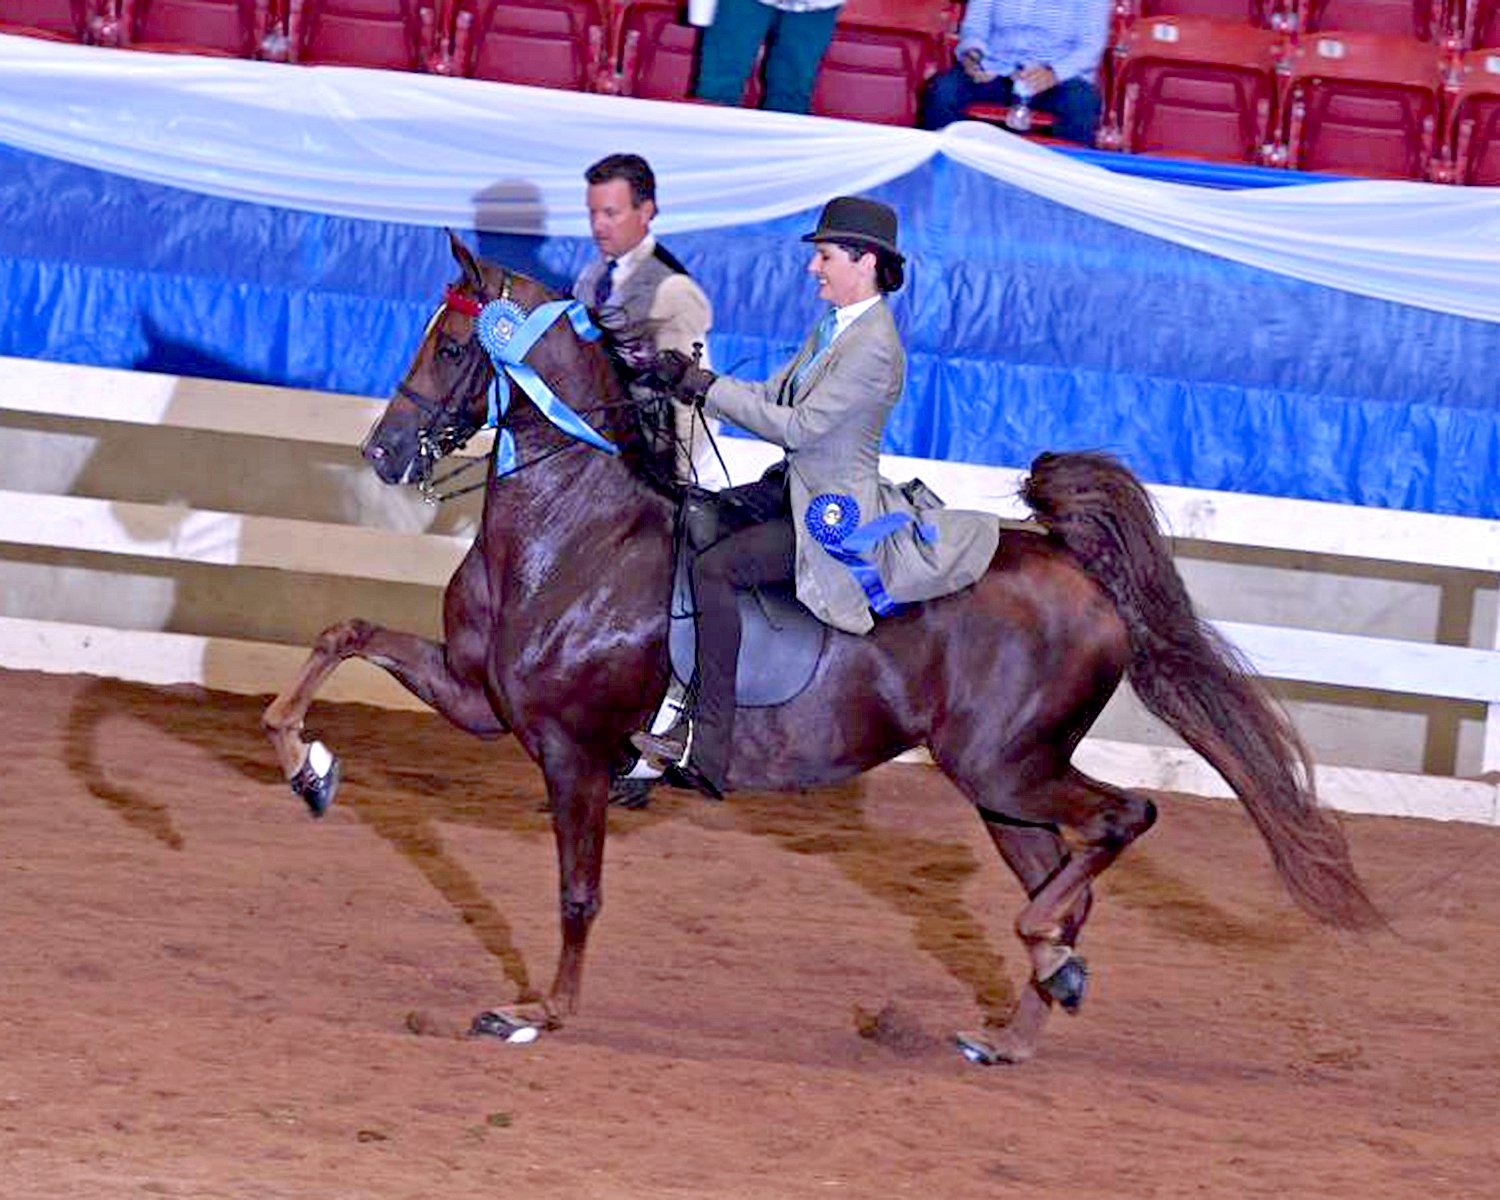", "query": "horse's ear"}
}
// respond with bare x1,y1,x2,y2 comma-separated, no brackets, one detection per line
446,228,484,292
